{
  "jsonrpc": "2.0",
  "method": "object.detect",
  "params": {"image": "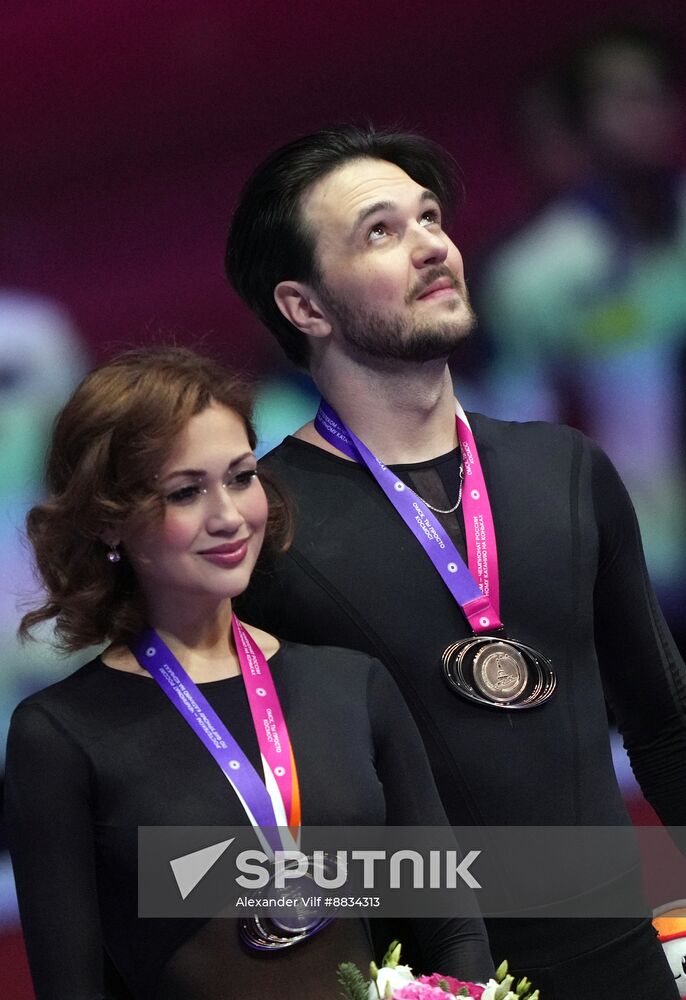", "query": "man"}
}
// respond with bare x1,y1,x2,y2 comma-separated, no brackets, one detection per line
226,126,685,996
